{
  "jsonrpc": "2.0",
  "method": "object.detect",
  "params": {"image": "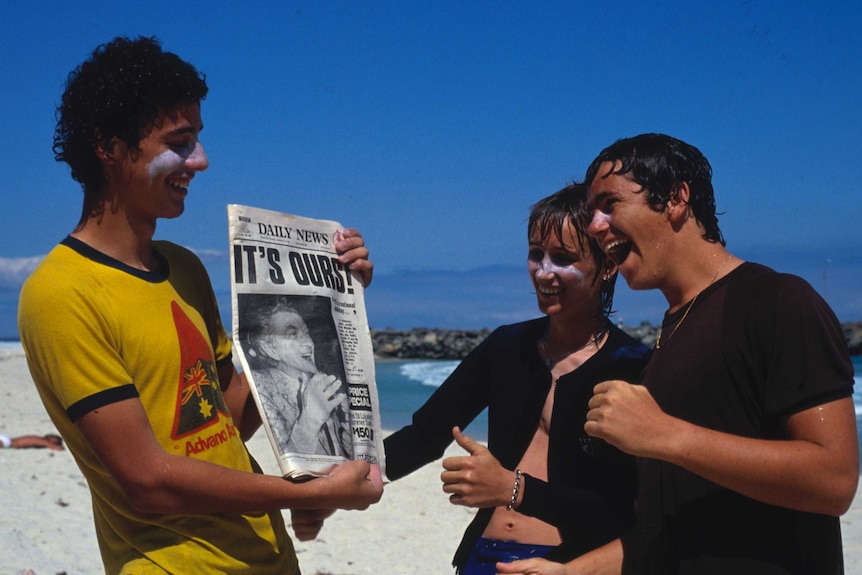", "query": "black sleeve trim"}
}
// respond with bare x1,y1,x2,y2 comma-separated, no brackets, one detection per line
67,384,140,422
216,352,233,369
781,387,853,418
